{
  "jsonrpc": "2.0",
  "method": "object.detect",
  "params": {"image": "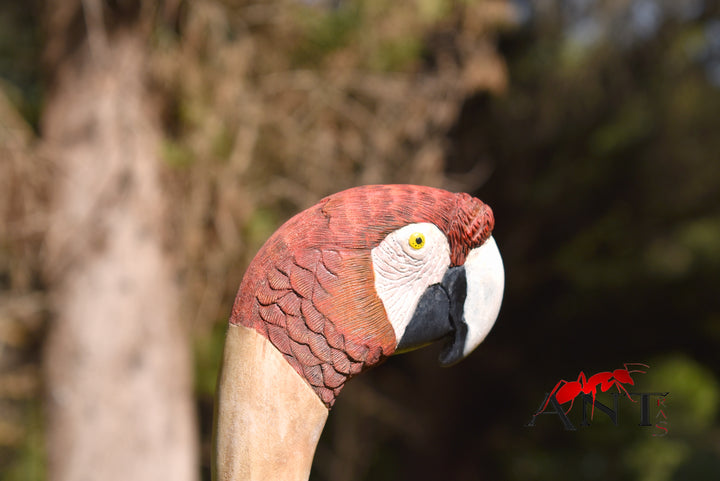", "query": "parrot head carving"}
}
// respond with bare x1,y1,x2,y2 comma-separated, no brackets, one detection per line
230,184,504,407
